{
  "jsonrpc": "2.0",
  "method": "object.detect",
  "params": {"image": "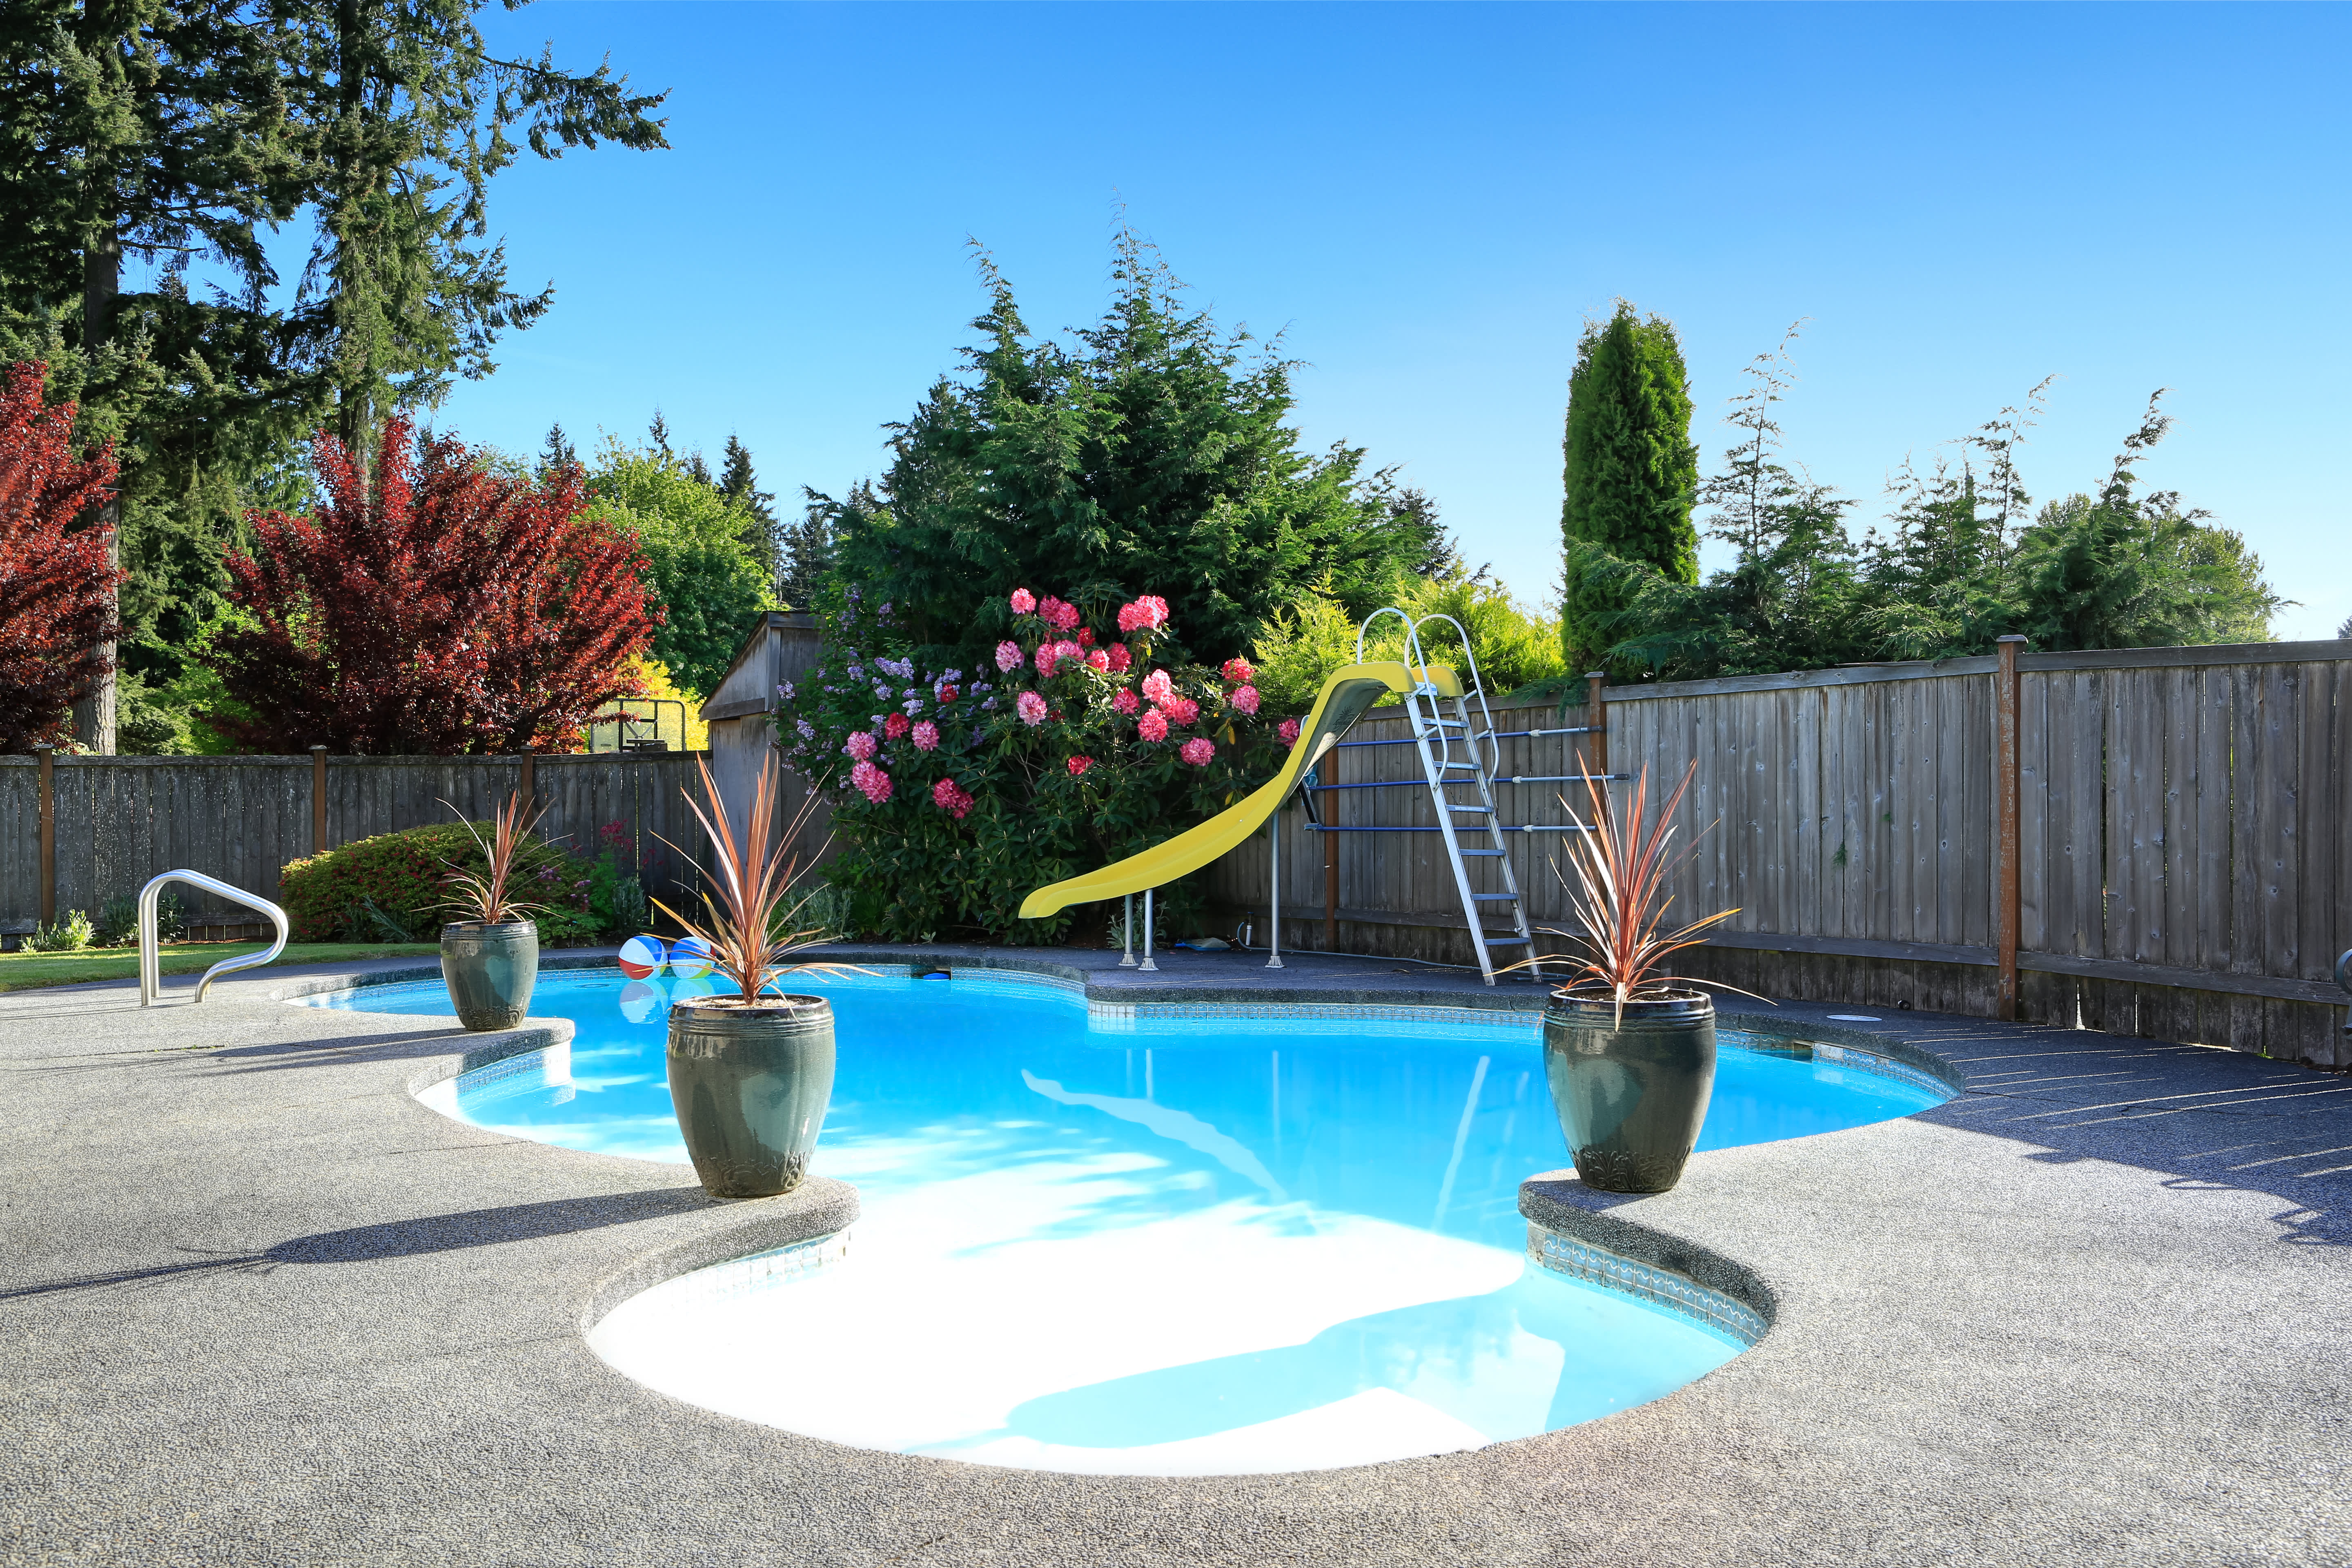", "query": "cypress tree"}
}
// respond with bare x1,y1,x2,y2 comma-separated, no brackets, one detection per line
1559,301,1699,671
